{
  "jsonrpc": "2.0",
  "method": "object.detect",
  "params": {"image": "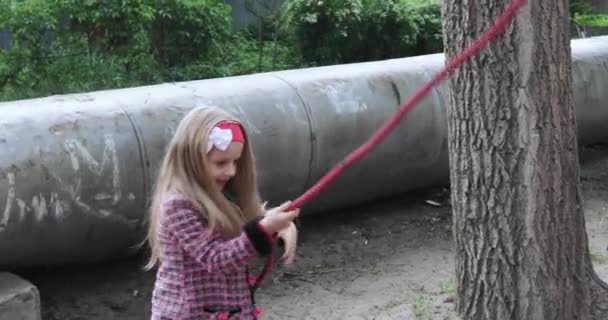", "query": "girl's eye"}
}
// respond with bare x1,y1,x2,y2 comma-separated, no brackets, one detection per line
215,159,237,168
